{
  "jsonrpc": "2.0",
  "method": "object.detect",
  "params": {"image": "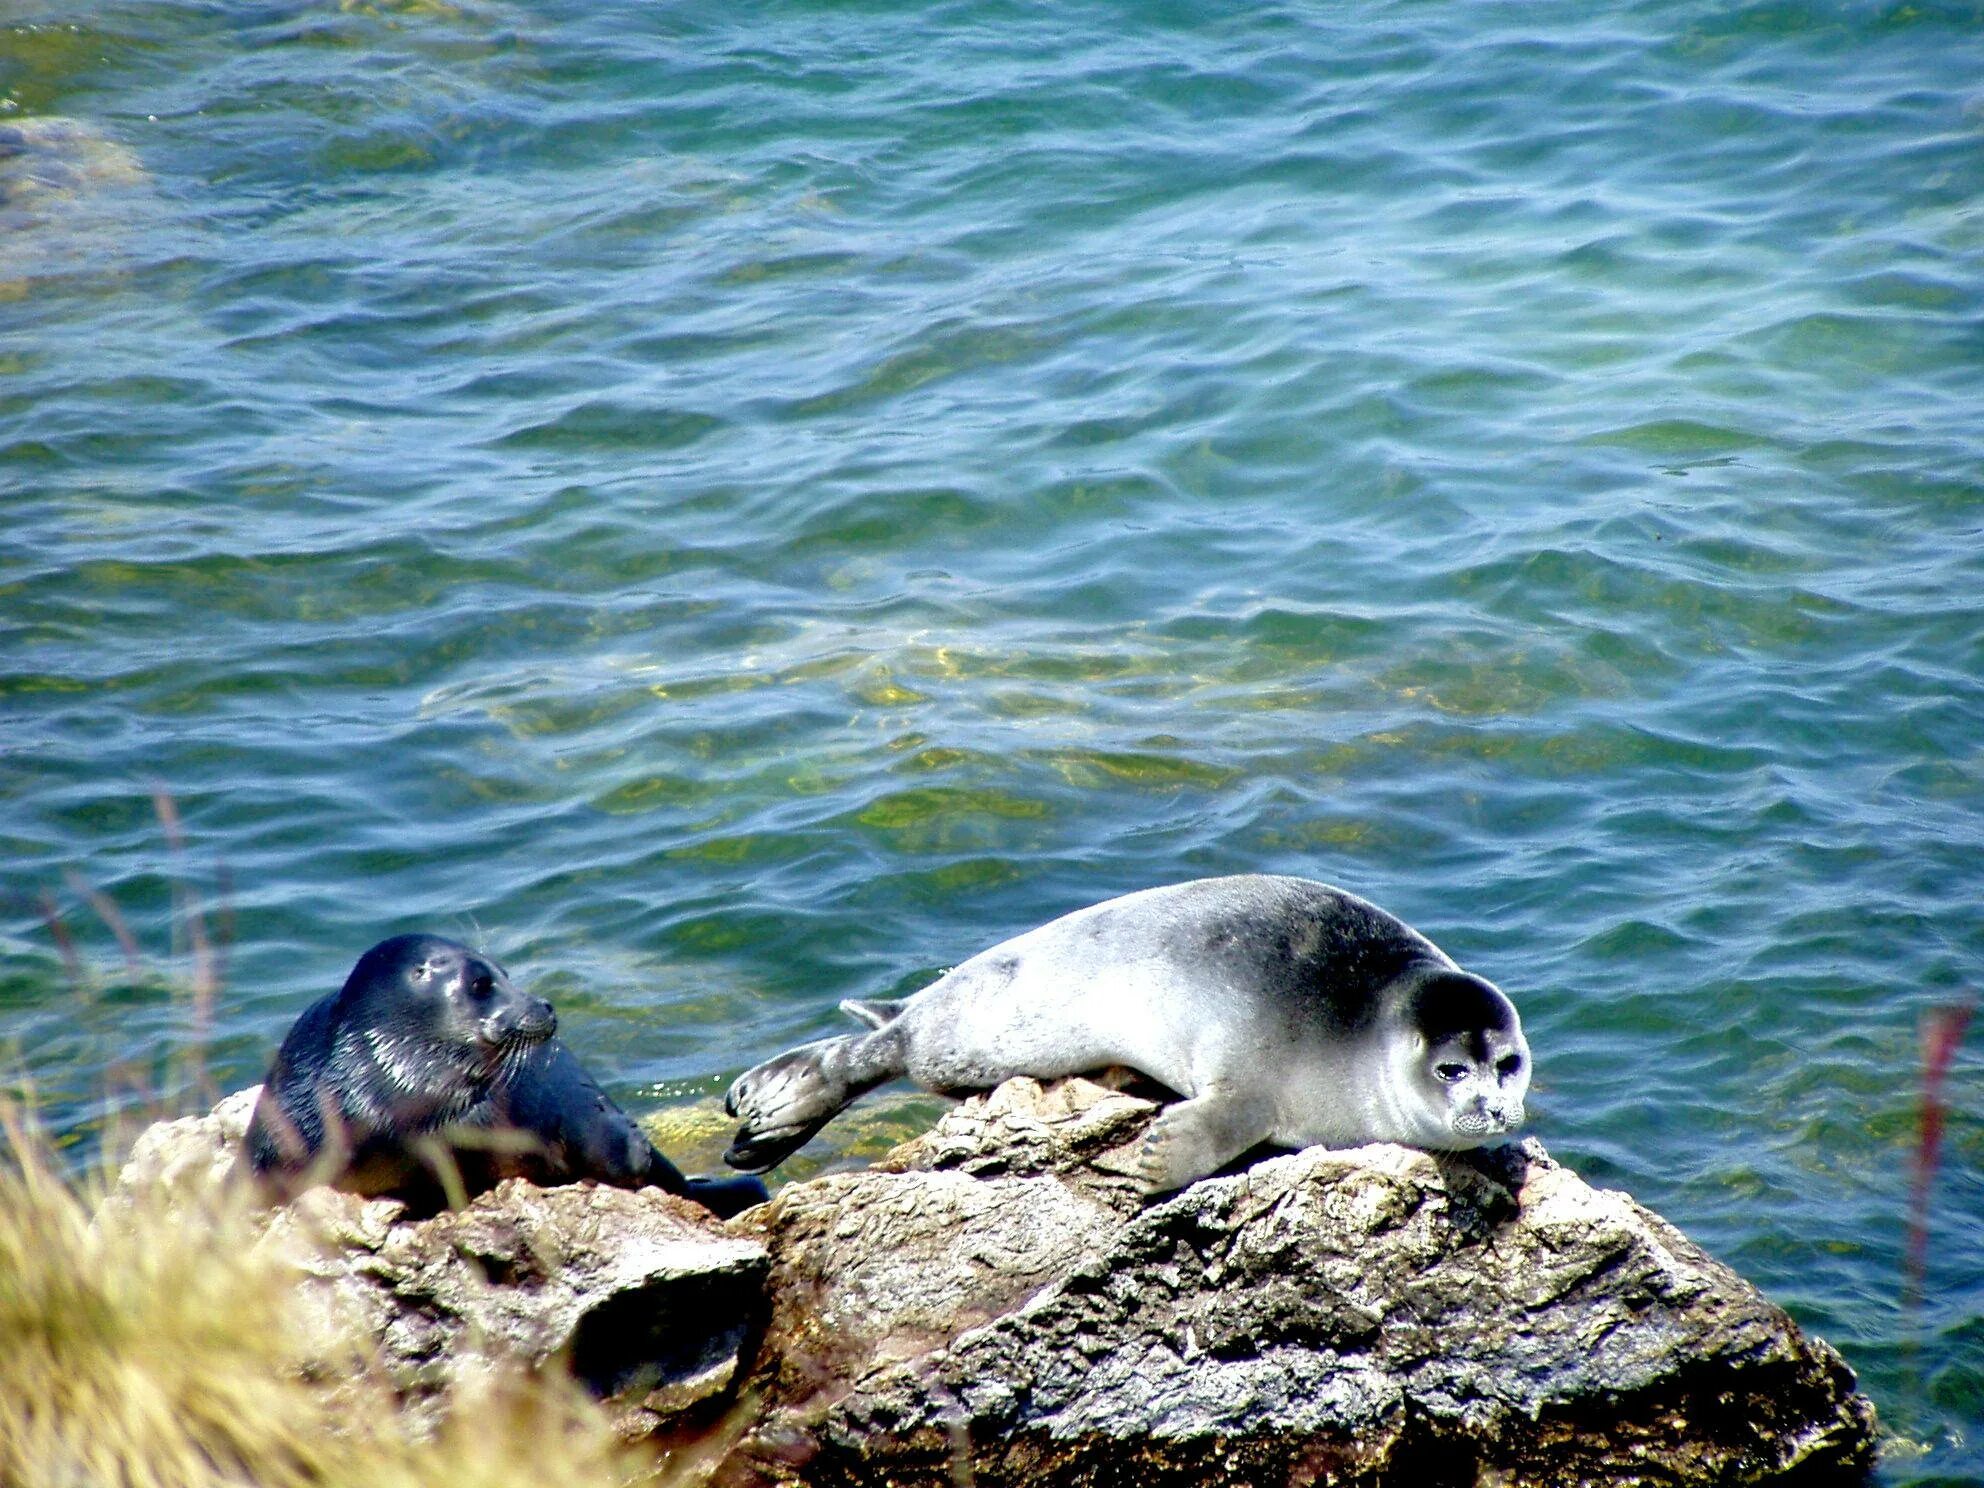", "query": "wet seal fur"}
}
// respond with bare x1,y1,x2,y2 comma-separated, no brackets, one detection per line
245,934,765,1217
725,875,1530,1193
